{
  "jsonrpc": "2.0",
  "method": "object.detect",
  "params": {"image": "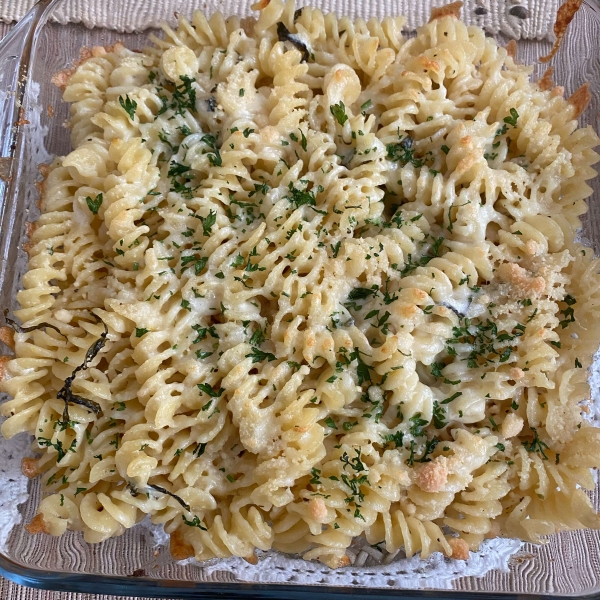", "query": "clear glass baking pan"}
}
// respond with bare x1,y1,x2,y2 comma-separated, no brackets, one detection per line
0,0,599,597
